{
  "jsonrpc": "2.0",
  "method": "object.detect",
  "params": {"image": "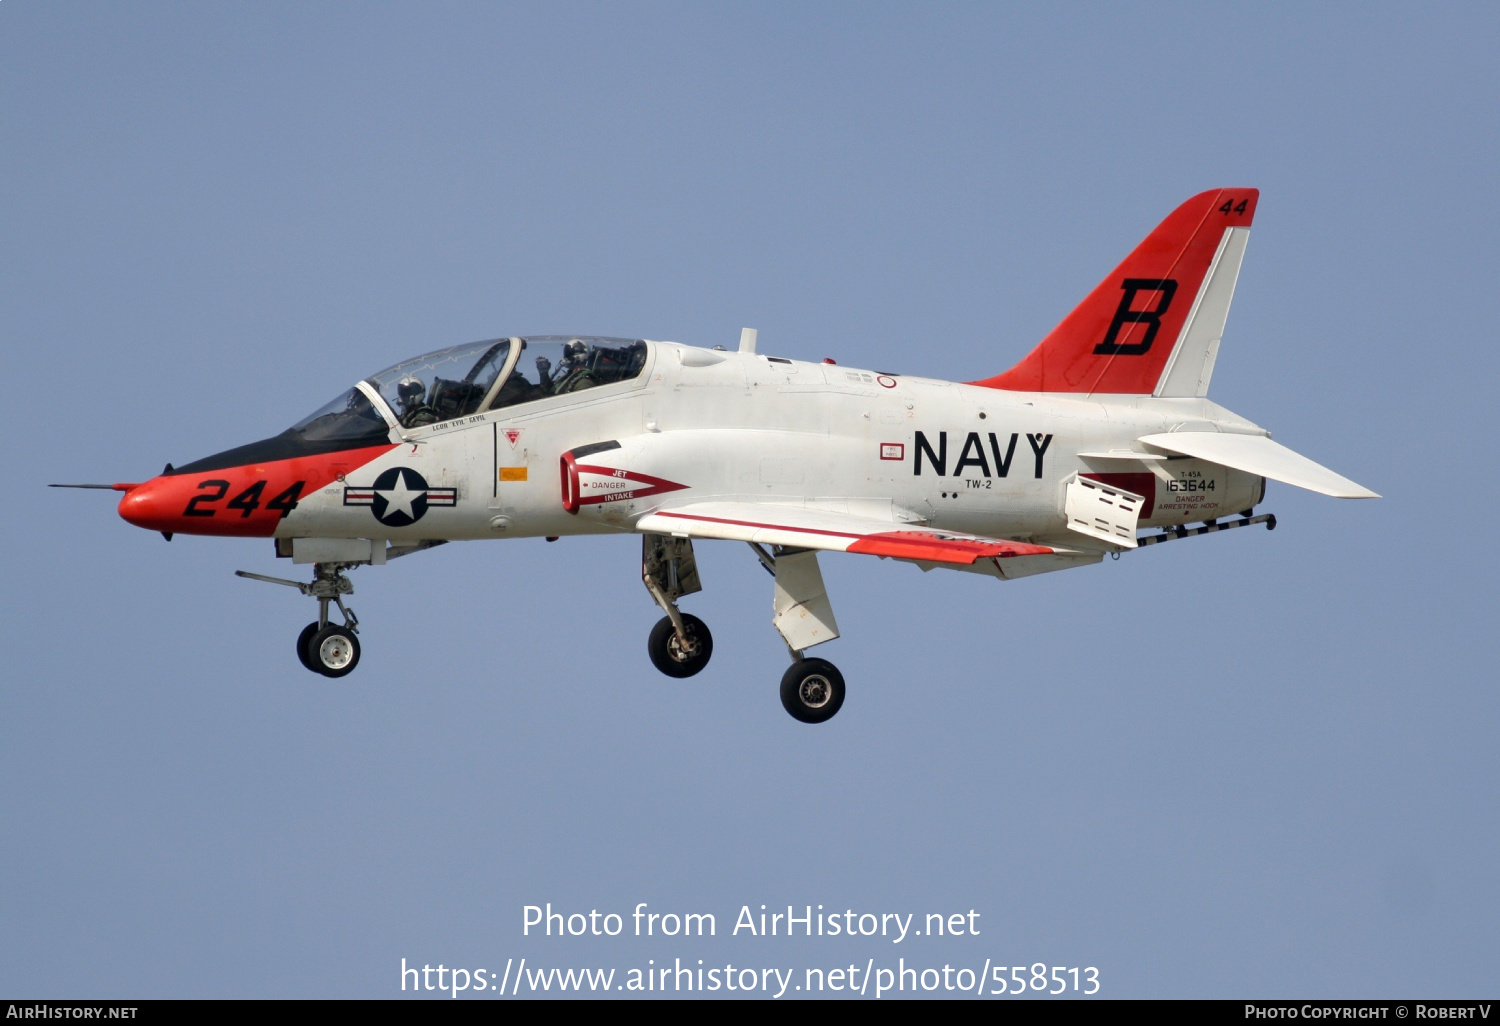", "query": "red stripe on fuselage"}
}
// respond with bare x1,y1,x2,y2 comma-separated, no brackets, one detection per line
118,444,395,537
